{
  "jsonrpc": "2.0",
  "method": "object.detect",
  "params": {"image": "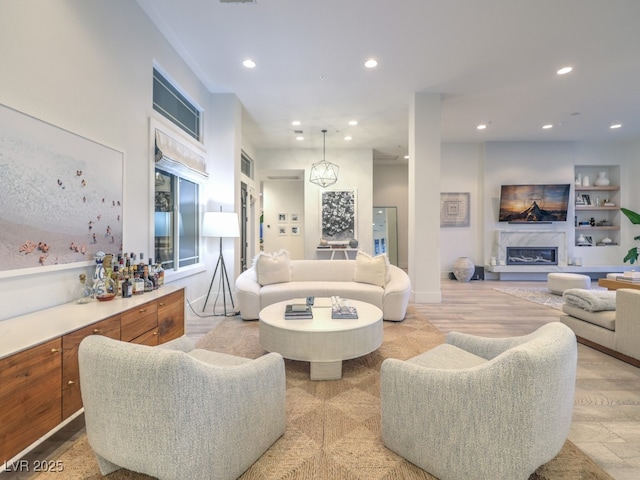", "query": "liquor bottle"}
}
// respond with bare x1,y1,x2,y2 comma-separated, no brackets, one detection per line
94,254,117,301
155,261,165,287
143,265,153,292
114,265,125,296
133,269,144,295
149,258,159,290
75,273,94,304
122,275,132,298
